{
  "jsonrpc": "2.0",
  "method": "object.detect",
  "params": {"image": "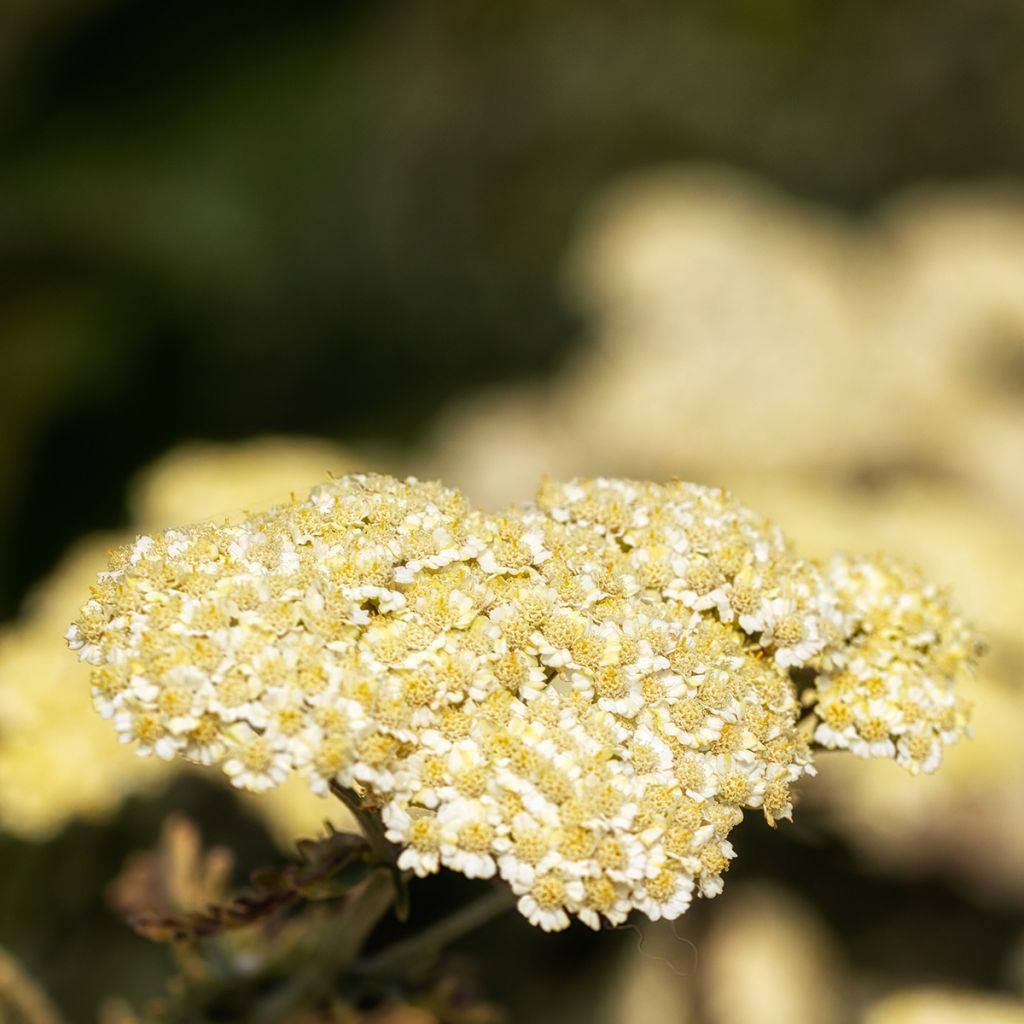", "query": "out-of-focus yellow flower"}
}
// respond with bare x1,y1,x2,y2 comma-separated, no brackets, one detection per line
429,169,1024,515
130,436,362,528
701,885,844,1024
0,538,170,840
0,945,65,1024
0,437,358,843
862,989,1024,1024
605,924,694,1024
879,189,1024,517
